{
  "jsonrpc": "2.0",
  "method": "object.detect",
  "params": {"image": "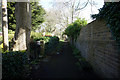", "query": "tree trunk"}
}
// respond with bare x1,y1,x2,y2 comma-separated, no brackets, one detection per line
13,2,31,57
2,0,9,51
26,3,31,60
